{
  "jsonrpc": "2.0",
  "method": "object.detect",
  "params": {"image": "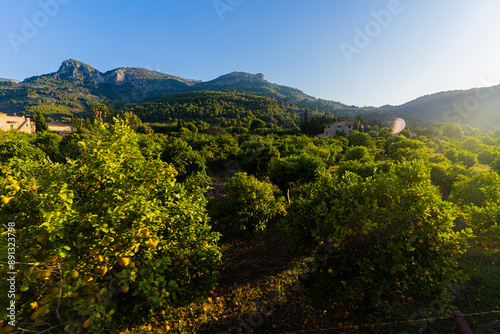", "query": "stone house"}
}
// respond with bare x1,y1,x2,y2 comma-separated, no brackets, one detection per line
0,113,36,134
47,122,77,135
318,121,355,137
